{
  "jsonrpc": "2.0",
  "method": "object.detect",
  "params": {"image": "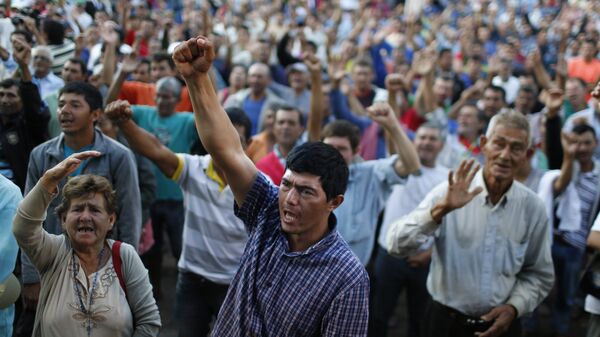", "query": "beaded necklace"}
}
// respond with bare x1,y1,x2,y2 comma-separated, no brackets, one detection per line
72,246,106,337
